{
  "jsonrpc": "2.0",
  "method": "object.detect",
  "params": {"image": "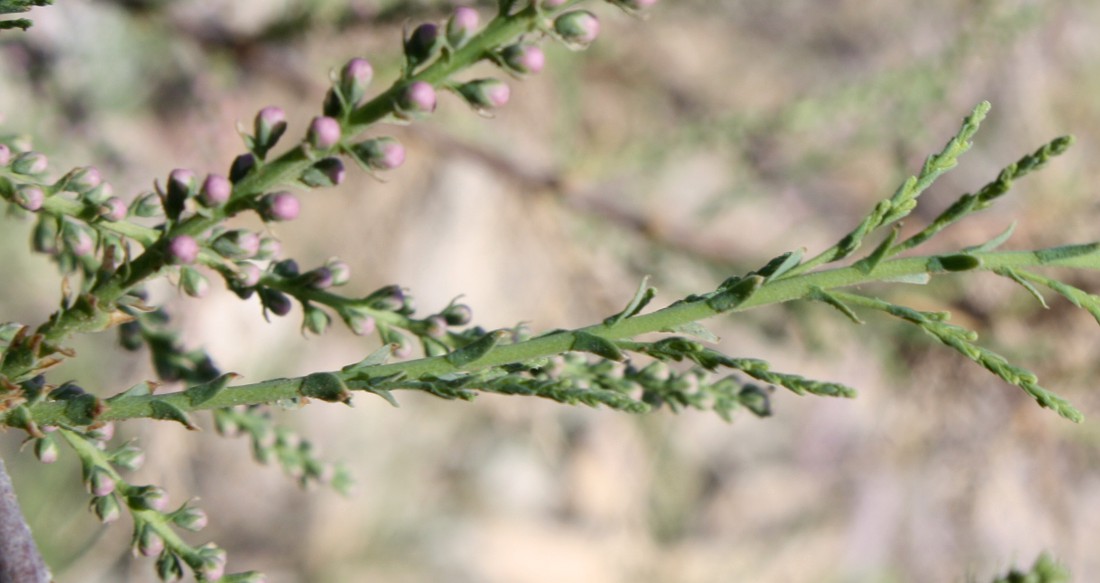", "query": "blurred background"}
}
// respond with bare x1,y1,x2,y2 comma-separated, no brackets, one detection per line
3,0,1100,581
